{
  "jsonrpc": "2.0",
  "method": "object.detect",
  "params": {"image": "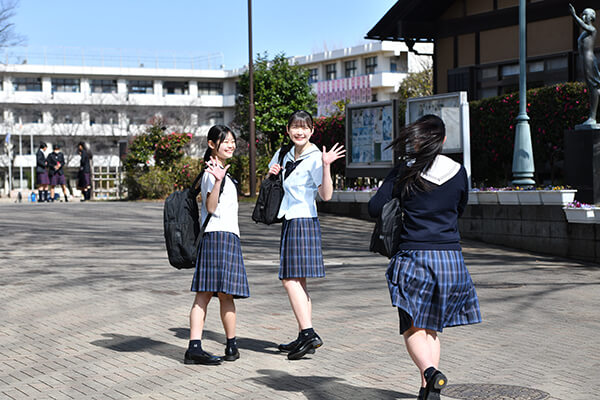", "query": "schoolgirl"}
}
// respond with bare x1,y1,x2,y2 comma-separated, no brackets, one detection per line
48,143,70,202
36,142,50,202
186,125,249,366
77,142,91,201
267,110,345,360
368,115,481,400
